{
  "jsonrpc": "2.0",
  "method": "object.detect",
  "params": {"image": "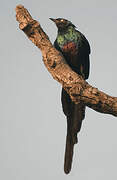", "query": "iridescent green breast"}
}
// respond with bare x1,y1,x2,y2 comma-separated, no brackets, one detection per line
57,26,81,51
